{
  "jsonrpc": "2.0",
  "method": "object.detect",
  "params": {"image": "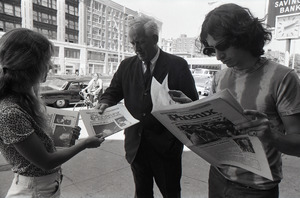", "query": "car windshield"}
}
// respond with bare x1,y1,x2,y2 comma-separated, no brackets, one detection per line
40,79,68,91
